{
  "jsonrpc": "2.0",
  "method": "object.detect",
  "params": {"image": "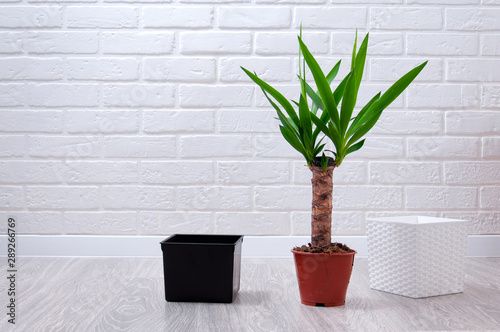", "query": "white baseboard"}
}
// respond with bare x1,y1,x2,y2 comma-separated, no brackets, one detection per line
0,235,499,258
